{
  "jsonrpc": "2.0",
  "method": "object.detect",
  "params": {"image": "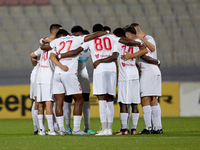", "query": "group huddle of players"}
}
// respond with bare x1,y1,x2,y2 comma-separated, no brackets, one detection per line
30,23,162,136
